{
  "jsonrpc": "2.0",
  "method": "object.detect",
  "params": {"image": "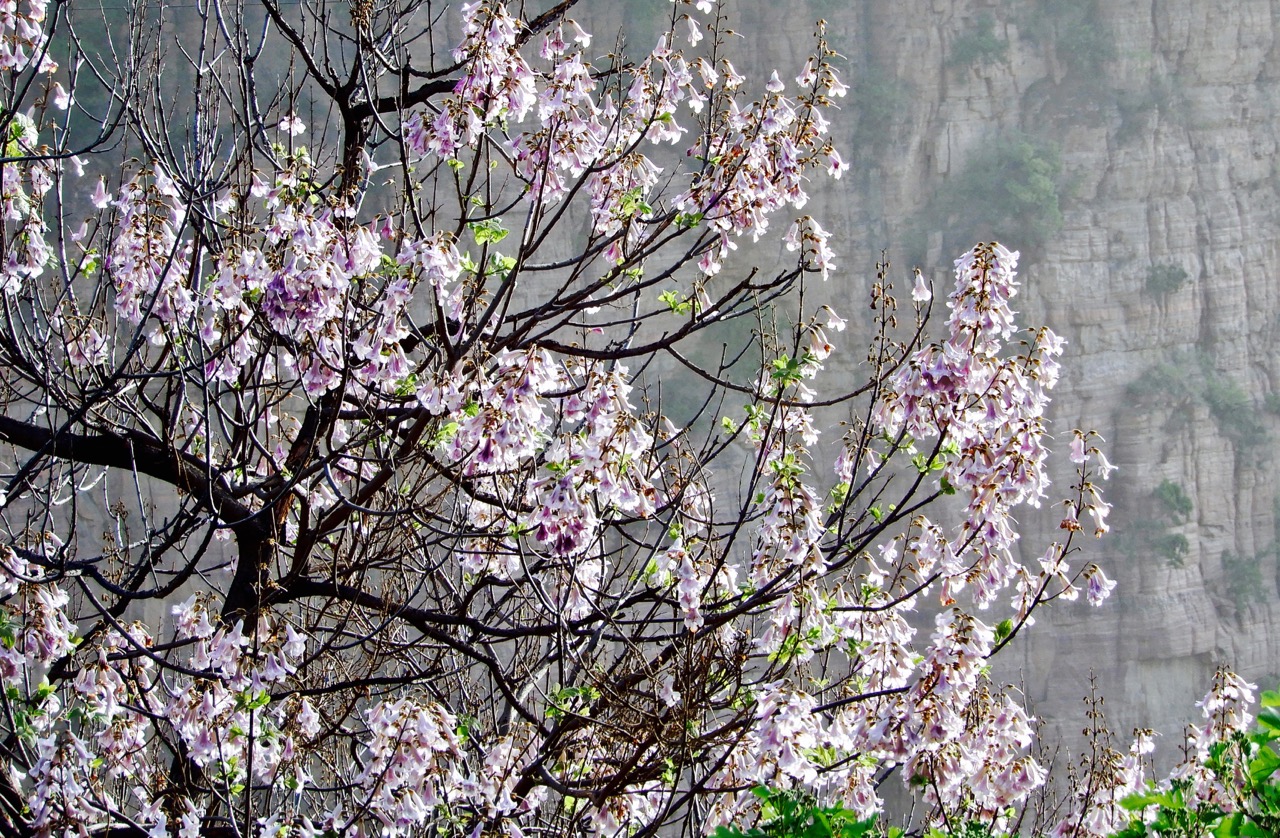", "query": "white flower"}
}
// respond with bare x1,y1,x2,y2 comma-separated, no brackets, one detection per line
566,19,591,46
912,269,932,302
682,15,702,46
827,70,848,97
90,177,111,209
1084,564,1115,606
49,81,68,110
827,149,847,180
659,674,681,708
278,113,306,136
